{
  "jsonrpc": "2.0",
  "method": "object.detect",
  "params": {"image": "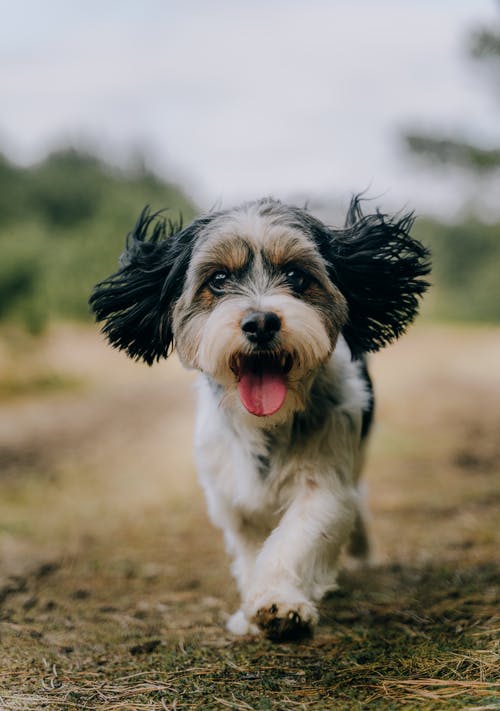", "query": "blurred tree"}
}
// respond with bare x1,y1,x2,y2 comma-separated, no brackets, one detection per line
0,154,24,223
28,149,104,227
402,4,500,324
0,149,195,330
404,3,500,175
0,260,39,320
